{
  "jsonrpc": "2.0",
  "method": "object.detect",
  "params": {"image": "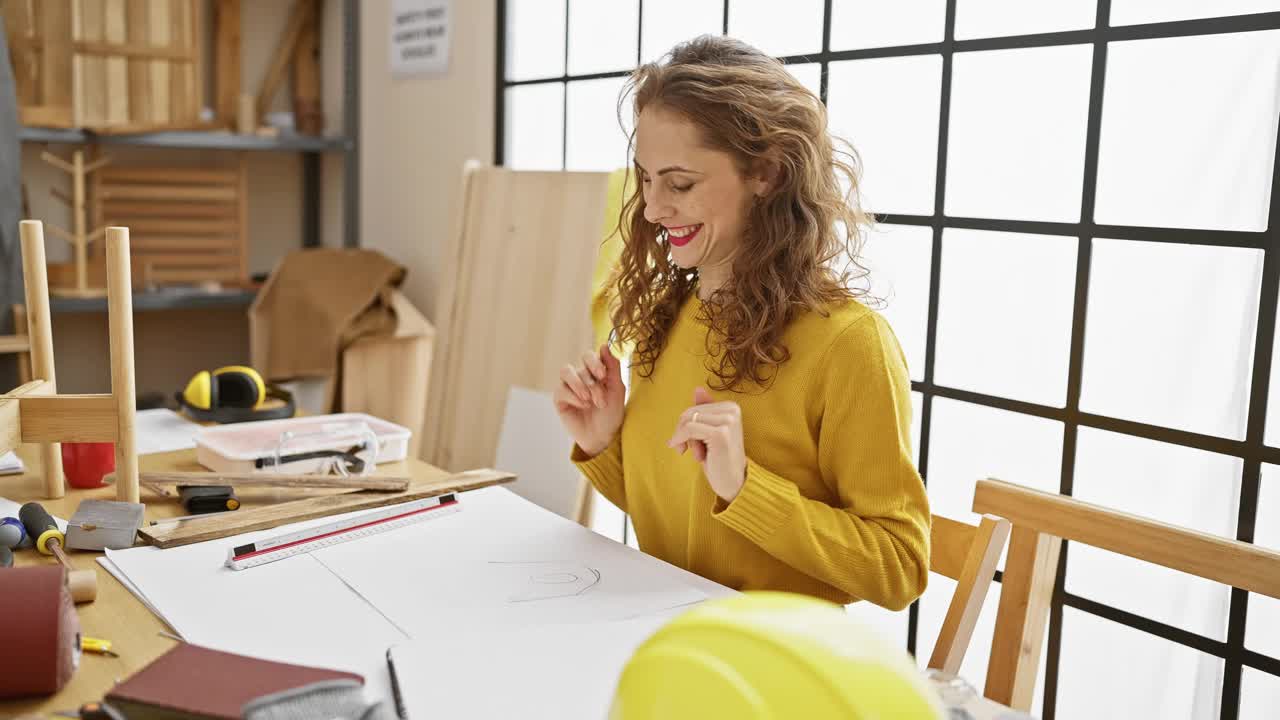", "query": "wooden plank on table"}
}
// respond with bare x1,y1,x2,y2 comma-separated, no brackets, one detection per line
138,469,517,548
18,394,120,443
146,0,169,125
126,0,152,125
138,471,410,492
213,0,240,126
